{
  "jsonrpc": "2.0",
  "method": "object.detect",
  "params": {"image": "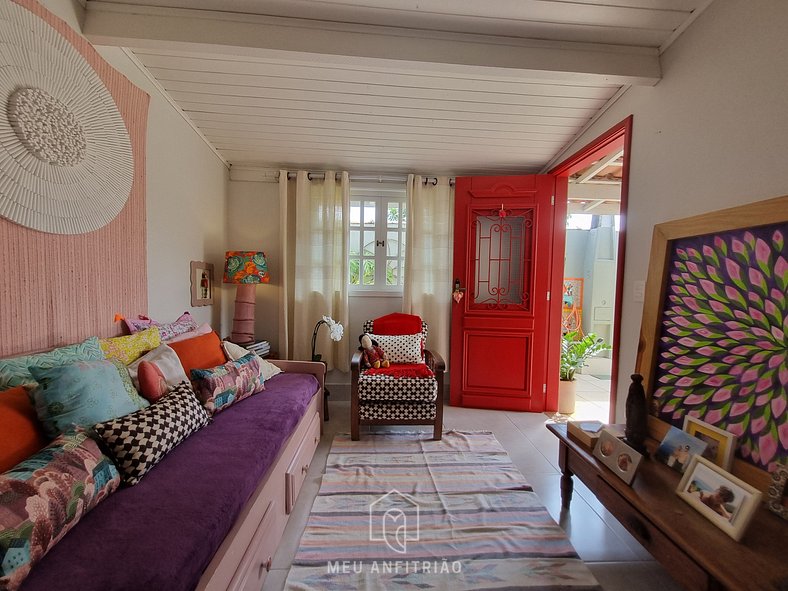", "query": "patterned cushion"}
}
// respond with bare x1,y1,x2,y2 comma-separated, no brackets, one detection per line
0,431,120,591
124,312,198,342
358,372,437,403
0,337,104,391
29,359,148,438
359,402,436,421
191,353,265,415
367,333,423,364
93,382,210,486
99,327,161,365
126,343,188,391
222,340,282,380
165,322,212,343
